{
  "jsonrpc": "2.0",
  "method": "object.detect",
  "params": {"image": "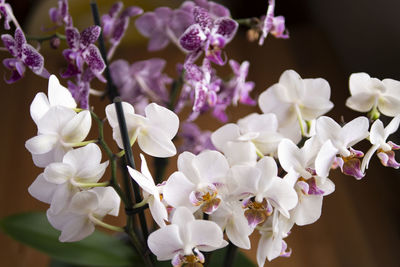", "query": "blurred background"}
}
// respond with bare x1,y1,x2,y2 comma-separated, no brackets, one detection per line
1,0,399,266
